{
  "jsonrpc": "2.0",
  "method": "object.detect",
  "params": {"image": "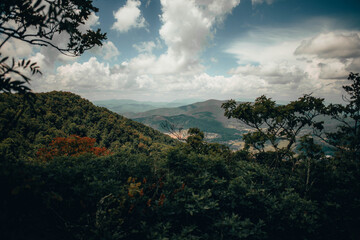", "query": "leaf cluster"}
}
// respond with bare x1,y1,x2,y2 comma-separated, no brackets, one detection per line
222,94,326,165
0,0,106,95
0,0,106,56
